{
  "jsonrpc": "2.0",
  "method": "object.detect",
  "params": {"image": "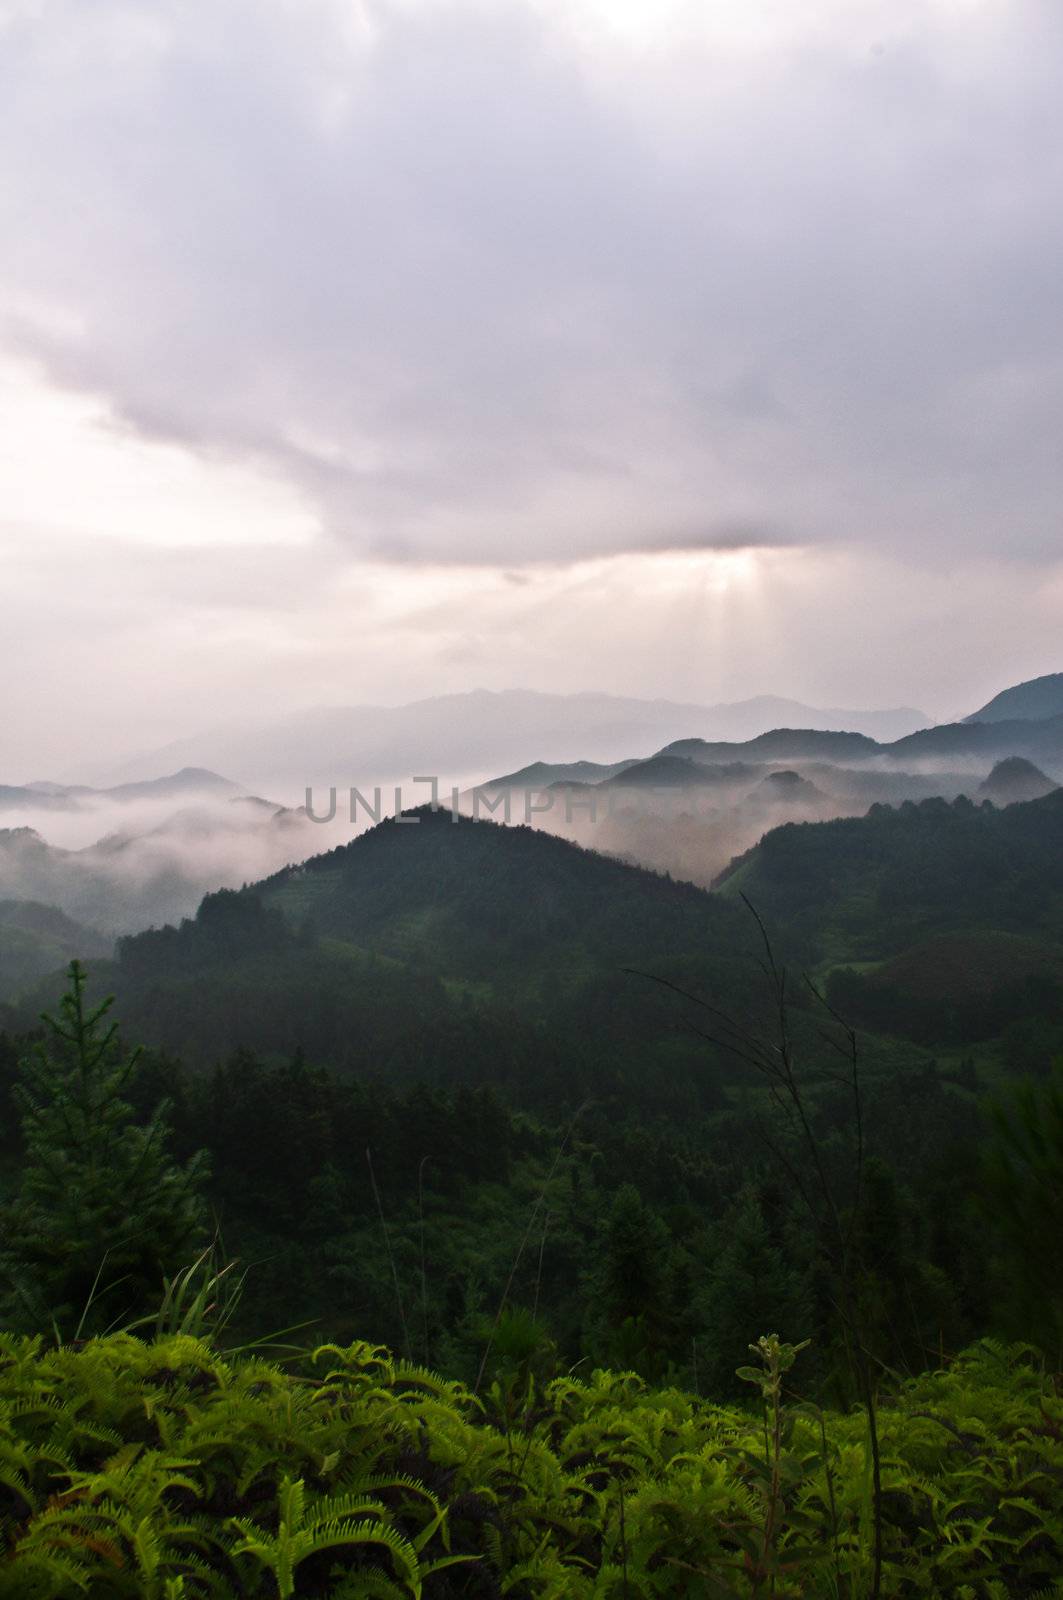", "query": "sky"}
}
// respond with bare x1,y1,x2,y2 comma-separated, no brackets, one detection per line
2,0,1062,775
